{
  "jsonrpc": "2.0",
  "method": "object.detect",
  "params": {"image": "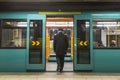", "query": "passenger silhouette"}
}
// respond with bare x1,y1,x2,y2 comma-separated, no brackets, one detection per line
98,41,104,48
110,40,116,47
7,40,16,47
53,28,68,72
